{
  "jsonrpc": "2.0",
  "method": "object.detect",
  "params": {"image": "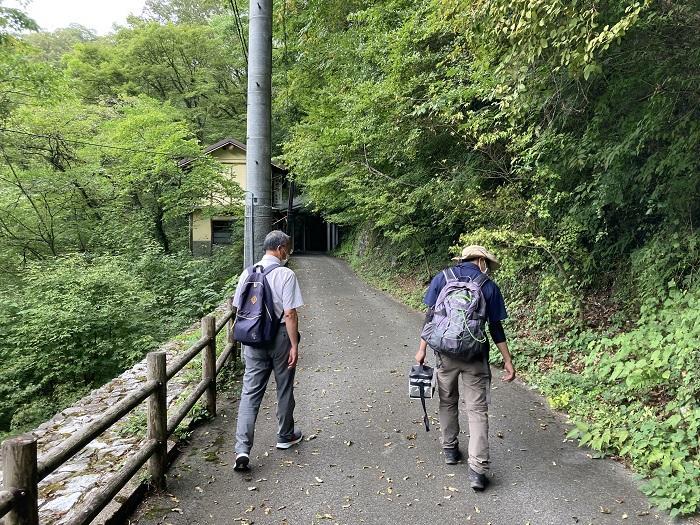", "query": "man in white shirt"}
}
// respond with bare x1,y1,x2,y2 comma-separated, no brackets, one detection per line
232,230,305,471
